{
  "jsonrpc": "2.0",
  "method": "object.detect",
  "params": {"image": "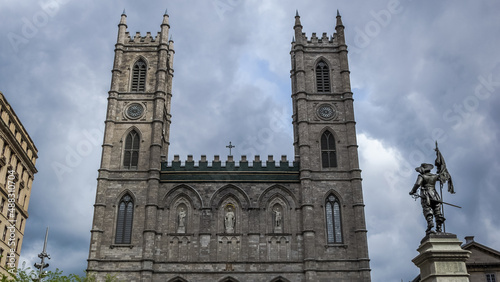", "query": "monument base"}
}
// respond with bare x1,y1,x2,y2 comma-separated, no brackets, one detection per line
412,233,471,282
